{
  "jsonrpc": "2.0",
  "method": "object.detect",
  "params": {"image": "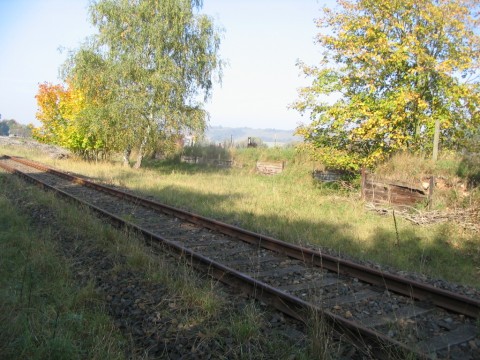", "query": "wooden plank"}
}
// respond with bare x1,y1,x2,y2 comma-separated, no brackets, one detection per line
223,255,280,266
215,159,233,168
390,195,426,205
363,175,428,206
199,246,252,258
363,305,433,328
416,324,478,353
322,289,380,307
364,188,389,202
366,175,425,194
180,239,232,247
390,191,425,199
277,276,339,292
248,265,305,278
390,192,425,200
365,184,389,193
313,170,351,182
257,162,284,169
364,186,388,194
180,155,200,164
256,161,285,175
390,190,426,200
366,187,389,196
180,156,232,167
